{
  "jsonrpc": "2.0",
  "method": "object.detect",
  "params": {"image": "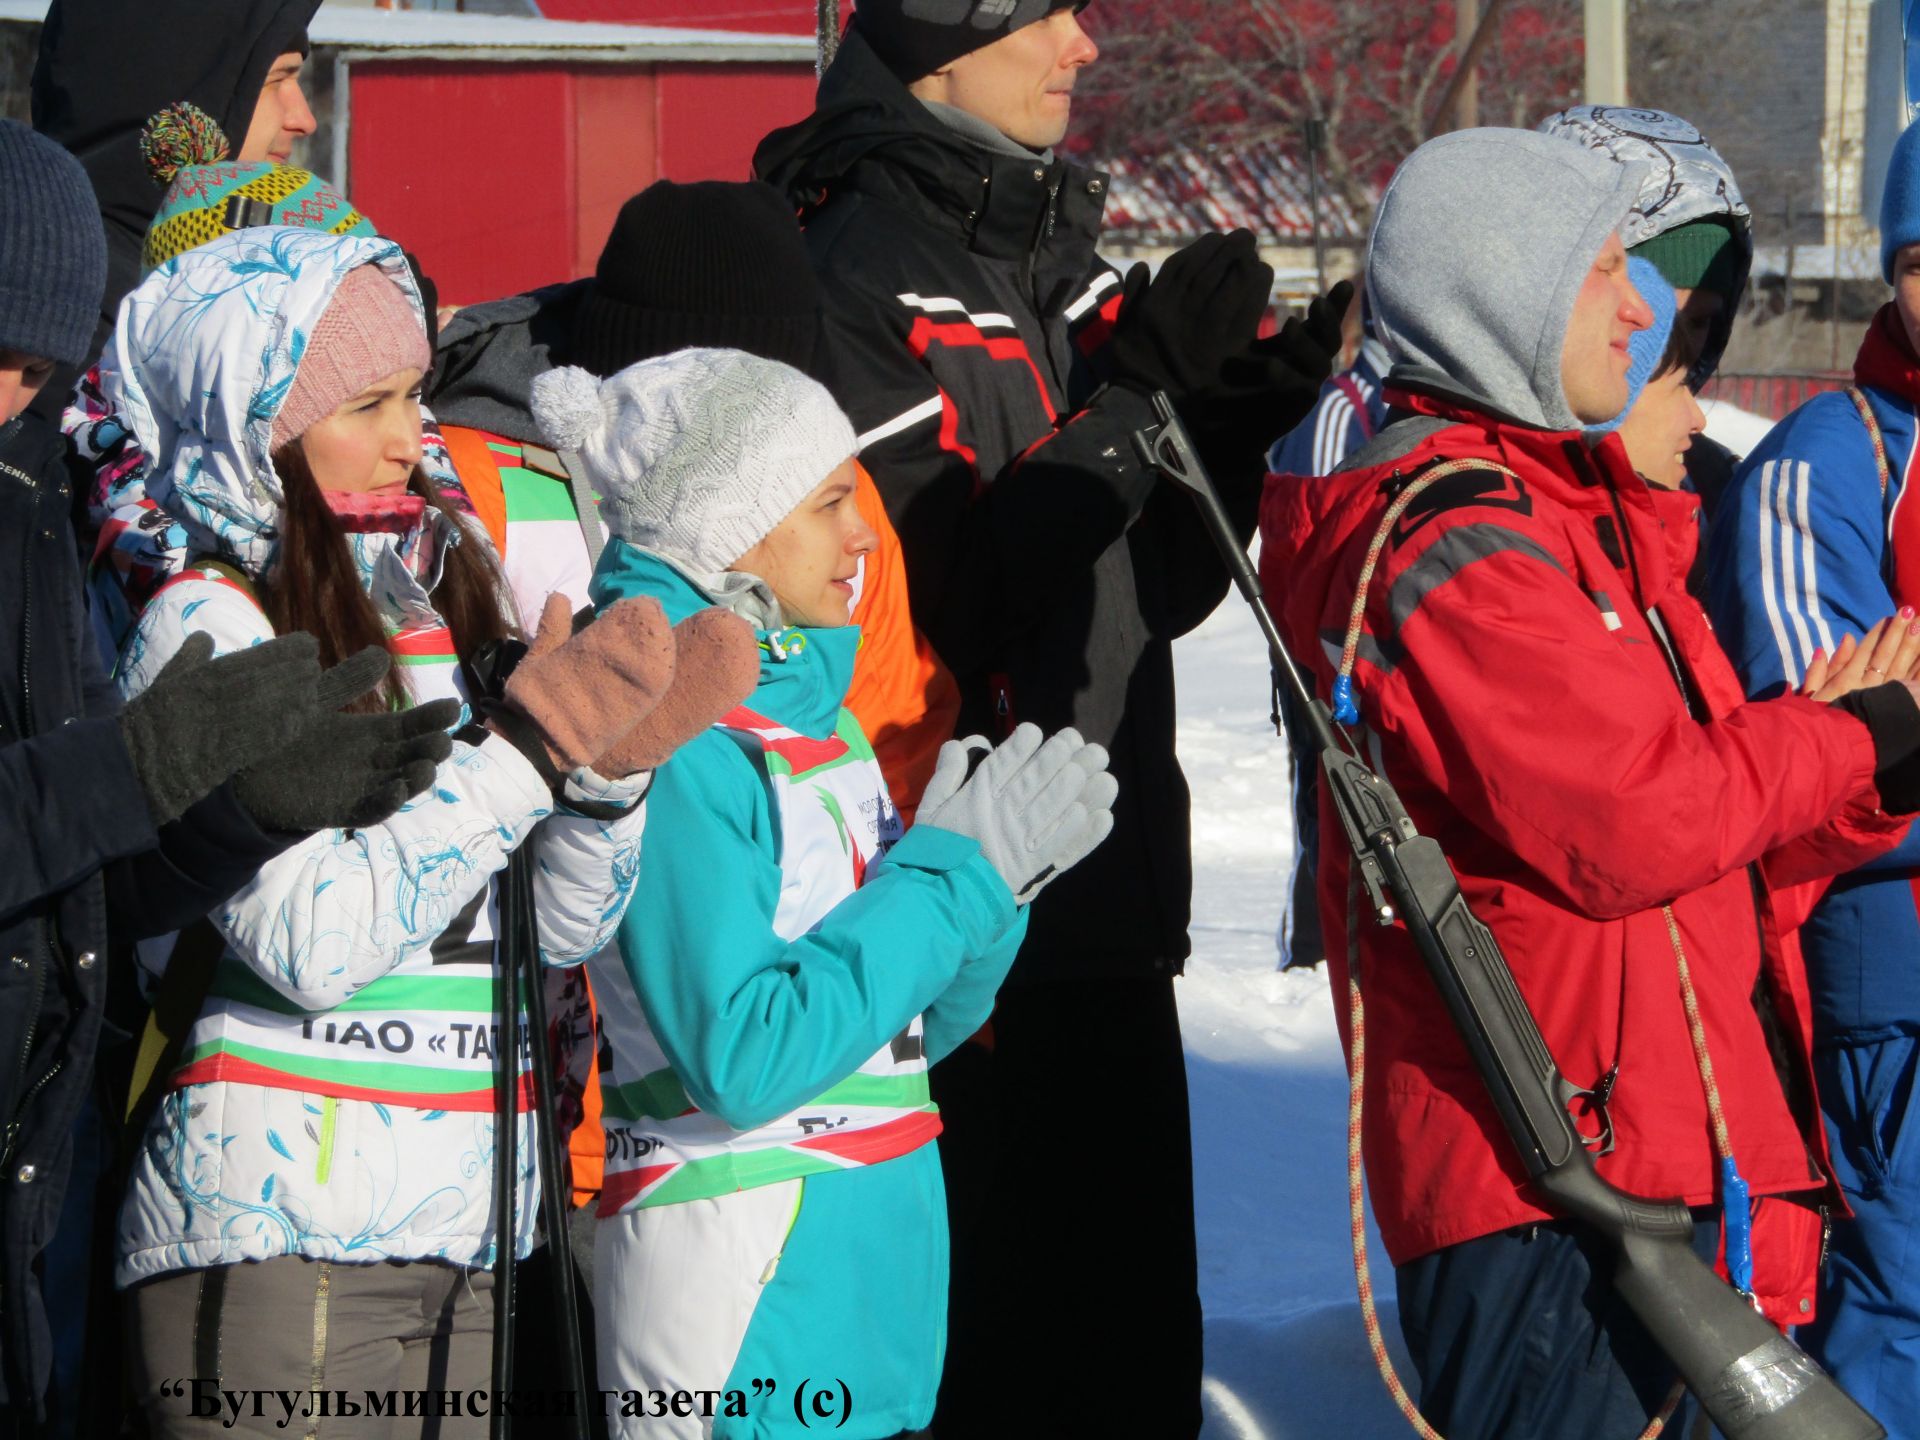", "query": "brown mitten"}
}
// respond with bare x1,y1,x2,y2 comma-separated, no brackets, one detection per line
499,592,676,773
591,608,760,776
